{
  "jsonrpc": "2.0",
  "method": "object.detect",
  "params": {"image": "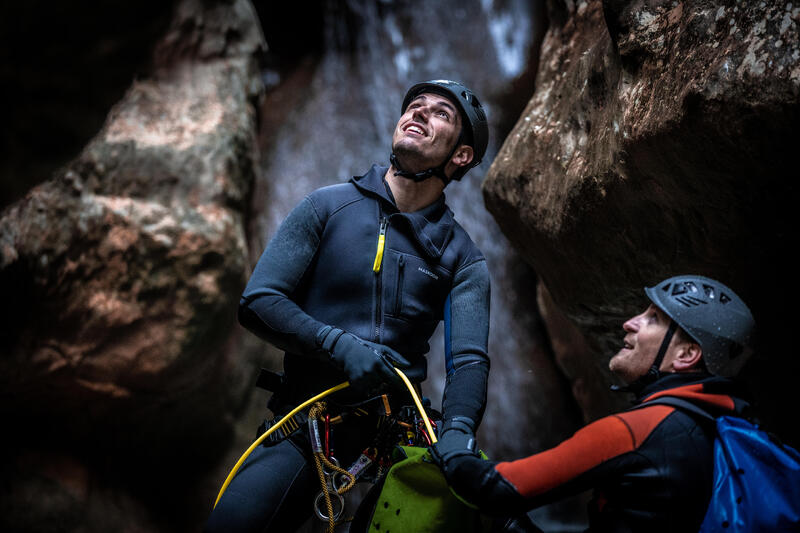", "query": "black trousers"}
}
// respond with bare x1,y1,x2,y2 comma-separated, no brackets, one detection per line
205,436,317,533
205,403,383,533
